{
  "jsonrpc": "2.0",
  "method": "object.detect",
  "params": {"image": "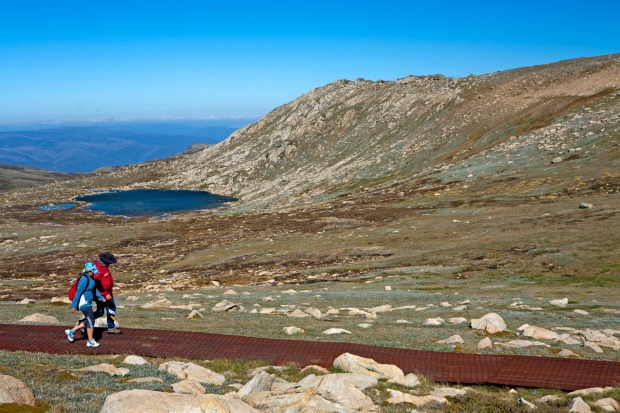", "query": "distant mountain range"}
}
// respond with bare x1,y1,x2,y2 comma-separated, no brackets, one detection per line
0,121,248,172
